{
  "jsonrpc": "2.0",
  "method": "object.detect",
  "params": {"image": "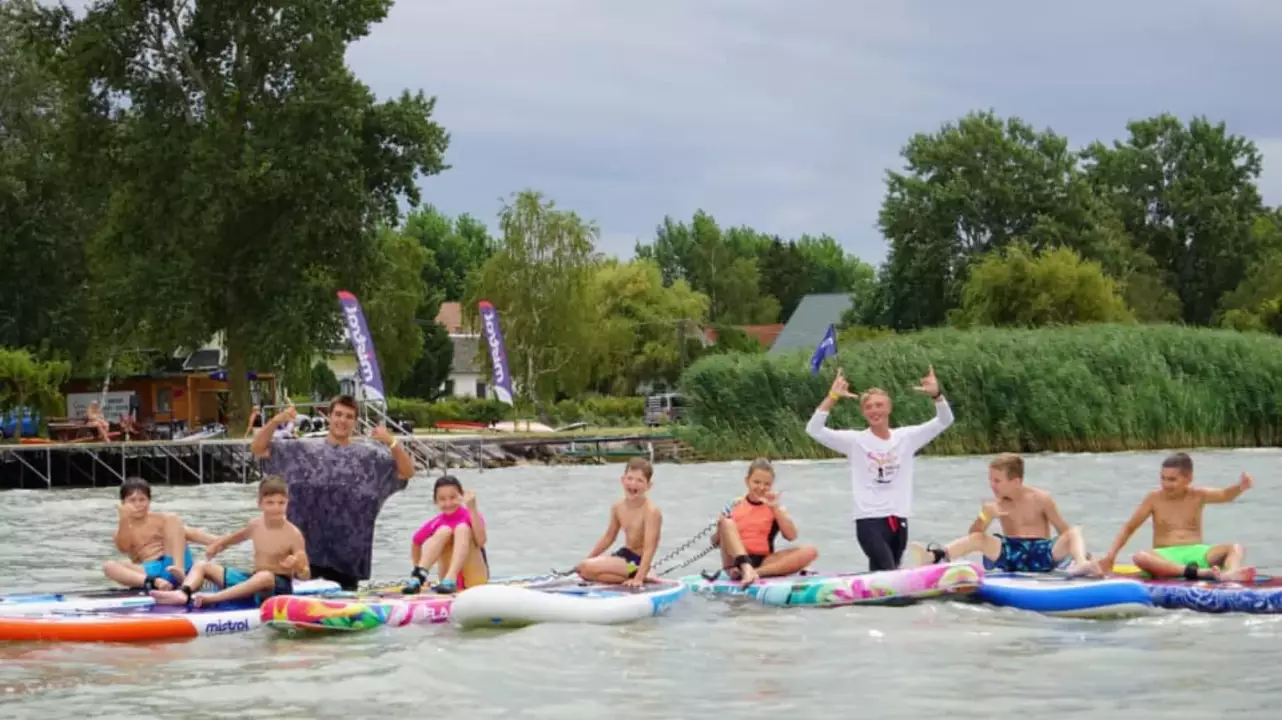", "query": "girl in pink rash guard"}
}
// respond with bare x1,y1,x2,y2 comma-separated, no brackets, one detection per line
403,476,489,594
